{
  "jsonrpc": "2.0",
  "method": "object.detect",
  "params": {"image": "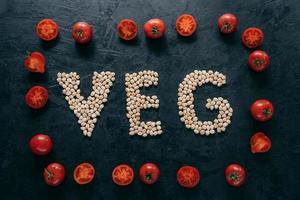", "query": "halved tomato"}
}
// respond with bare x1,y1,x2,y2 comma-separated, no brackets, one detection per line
242,27,264,48
250,132,271,153
176,14,197,37
25,86,48,109
36,19,59,41
24,52,45,73
112,164,134,186
177,165,200,188
117,19,138,40
73,163,95,185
